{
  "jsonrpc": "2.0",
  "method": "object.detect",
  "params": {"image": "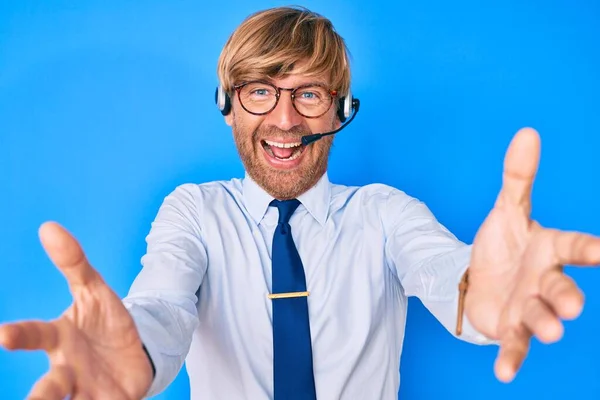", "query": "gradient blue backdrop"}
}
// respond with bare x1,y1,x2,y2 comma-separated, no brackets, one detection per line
1,1,599,399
